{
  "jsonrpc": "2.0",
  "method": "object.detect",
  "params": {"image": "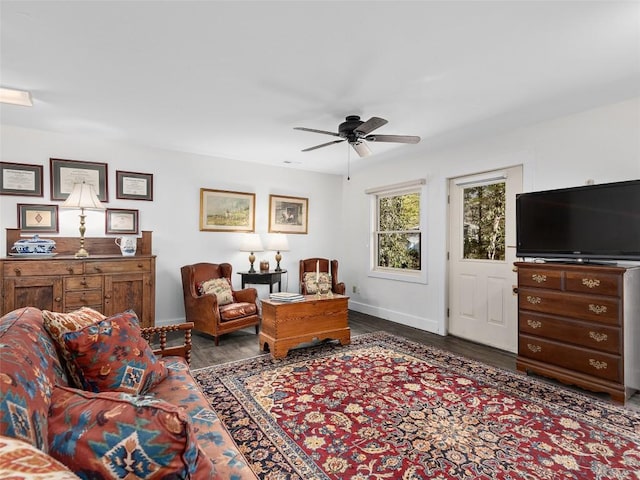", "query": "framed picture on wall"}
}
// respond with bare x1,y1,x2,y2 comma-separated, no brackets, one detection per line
105,208,139,234
0,162,43,196
17,204,59,233
116,170,153,201
199,188,255,232
268,194,308,234
50,158,108,201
